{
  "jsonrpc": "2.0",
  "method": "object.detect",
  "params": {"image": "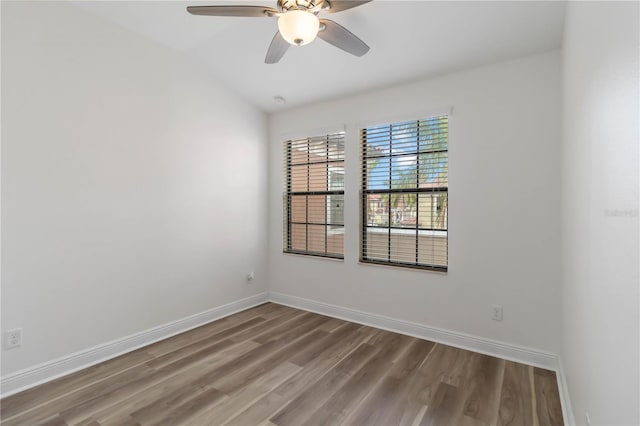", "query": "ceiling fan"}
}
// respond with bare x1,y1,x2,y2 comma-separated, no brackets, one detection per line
187,0,371,64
